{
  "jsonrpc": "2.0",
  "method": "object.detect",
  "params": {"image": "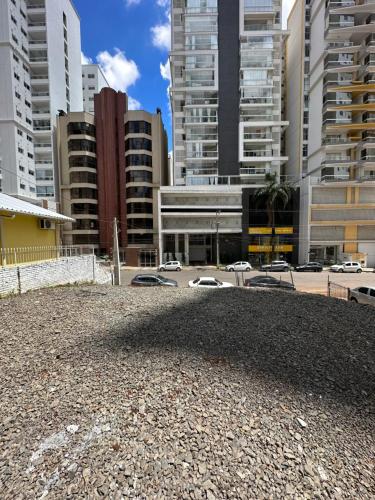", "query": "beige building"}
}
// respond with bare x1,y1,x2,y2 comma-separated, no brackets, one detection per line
57,92,169,265
286,0,375,266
